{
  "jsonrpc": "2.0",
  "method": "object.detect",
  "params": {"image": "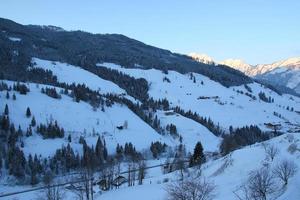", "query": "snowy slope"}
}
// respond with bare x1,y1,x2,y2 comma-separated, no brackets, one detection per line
99,134,300,200
32,58,127,96
0,81,166,157
1,58,300,200
82,132,300,200
0,80,221,157
155,110,220,152
97,62,300,130
3,132,299,200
